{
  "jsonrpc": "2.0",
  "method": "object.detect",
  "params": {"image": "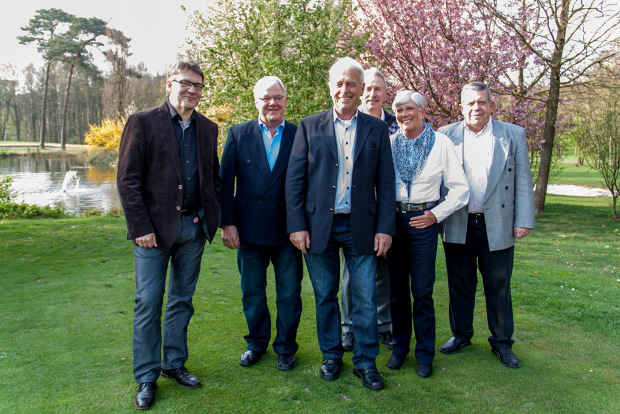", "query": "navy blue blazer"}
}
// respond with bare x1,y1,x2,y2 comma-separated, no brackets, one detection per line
220,119,297,245
285,109,395,255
